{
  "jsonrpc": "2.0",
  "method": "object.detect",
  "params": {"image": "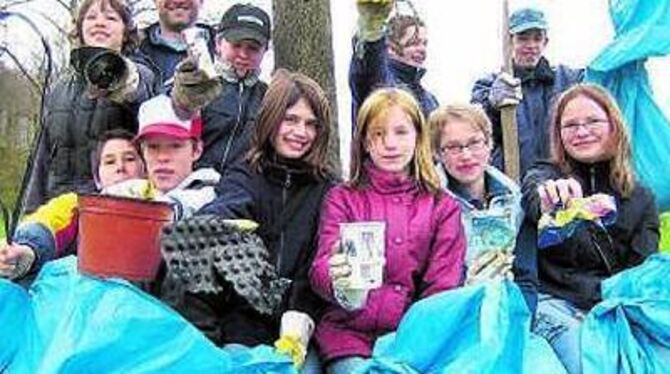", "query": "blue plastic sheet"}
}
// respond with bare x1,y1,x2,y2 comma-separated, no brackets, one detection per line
581,254,670,374
586,0,670,210
0,256,296,374
357,281,565,373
